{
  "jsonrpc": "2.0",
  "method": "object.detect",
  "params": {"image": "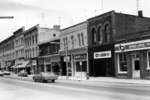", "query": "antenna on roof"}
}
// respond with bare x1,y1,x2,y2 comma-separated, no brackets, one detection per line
58,16,61,26
41,12,47,27
101,0,103,13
